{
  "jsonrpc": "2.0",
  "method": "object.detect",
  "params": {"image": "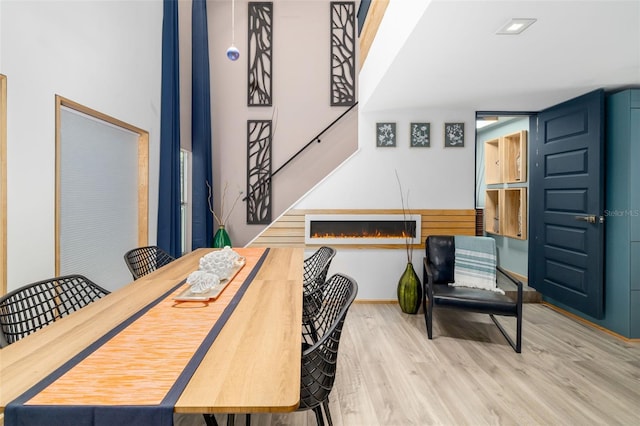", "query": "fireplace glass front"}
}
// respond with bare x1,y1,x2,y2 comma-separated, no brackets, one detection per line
304,214,421,245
